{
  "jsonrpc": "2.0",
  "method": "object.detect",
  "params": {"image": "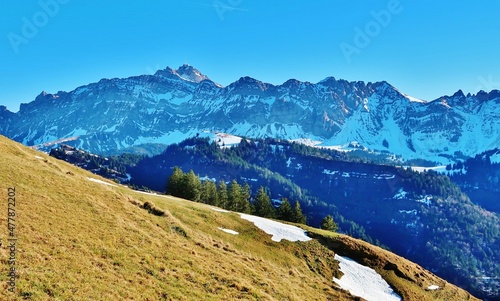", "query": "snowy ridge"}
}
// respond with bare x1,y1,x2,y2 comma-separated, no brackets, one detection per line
2,65,499,163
